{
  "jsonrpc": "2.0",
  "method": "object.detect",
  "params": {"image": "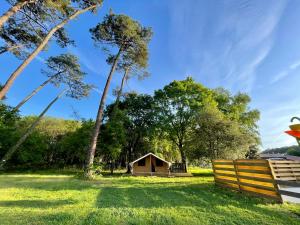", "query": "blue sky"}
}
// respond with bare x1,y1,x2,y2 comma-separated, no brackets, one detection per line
1,0,300,149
